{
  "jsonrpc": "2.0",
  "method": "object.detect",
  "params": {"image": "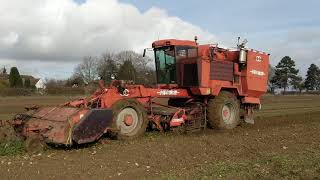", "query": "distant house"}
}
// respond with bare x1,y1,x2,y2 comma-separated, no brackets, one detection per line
0,74,39,87
21,75,39,87
0,74,9,81
0,74,9,88
35,79,46,89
